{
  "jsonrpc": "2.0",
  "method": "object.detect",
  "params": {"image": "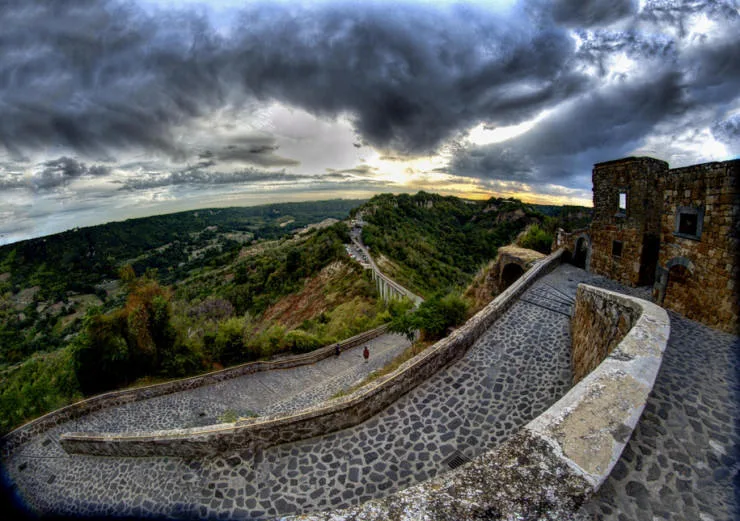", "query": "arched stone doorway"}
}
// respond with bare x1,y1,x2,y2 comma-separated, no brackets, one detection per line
654,256,697,315
573,235,591,270
501,263,525,290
